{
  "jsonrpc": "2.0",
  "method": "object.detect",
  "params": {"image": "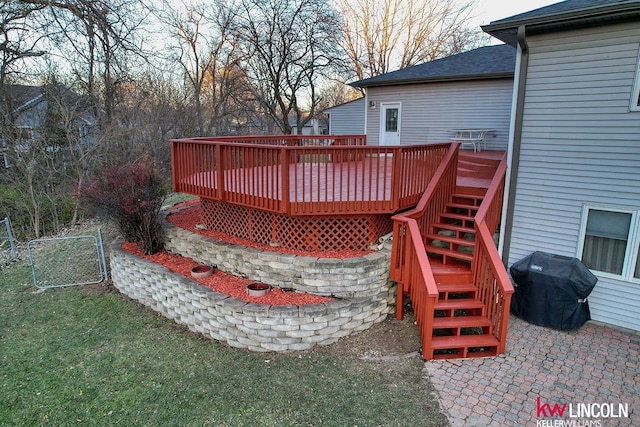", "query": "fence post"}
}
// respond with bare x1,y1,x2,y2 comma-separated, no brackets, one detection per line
3,217,17,259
